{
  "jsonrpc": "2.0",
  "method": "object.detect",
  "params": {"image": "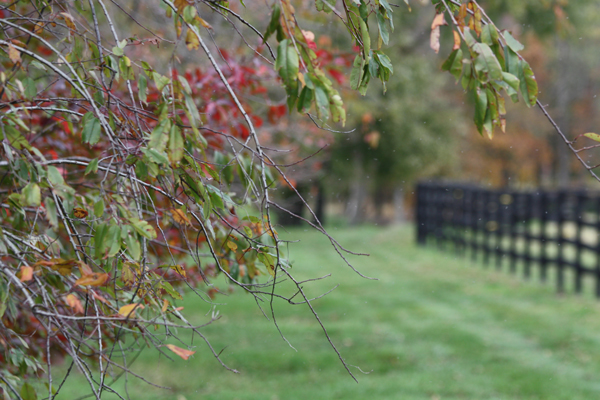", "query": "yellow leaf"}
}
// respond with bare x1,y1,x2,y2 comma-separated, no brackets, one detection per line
118,303,144,318
165,344,195,360
226,241,238,251
185,29,199,50
19,265,33,282
75,272,109,286
59,12,76,32
66,294,84,314
162,299,169,313
33,22,44,35
583,133,600,142
7,44,21,65
170,208,191,226
171,265,186,277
